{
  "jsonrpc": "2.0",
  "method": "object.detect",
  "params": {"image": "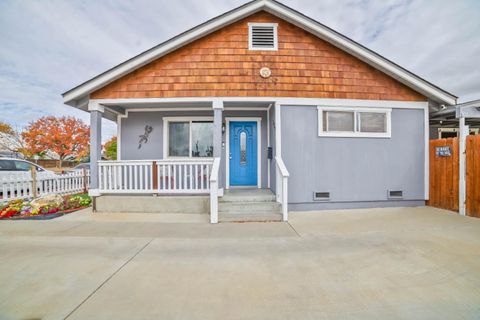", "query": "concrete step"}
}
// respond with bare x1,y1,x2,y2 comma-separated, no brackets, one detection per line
95,195,209,214
218,190,281,223
219,212,282,223
221,189,276,202
218,201,281,214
